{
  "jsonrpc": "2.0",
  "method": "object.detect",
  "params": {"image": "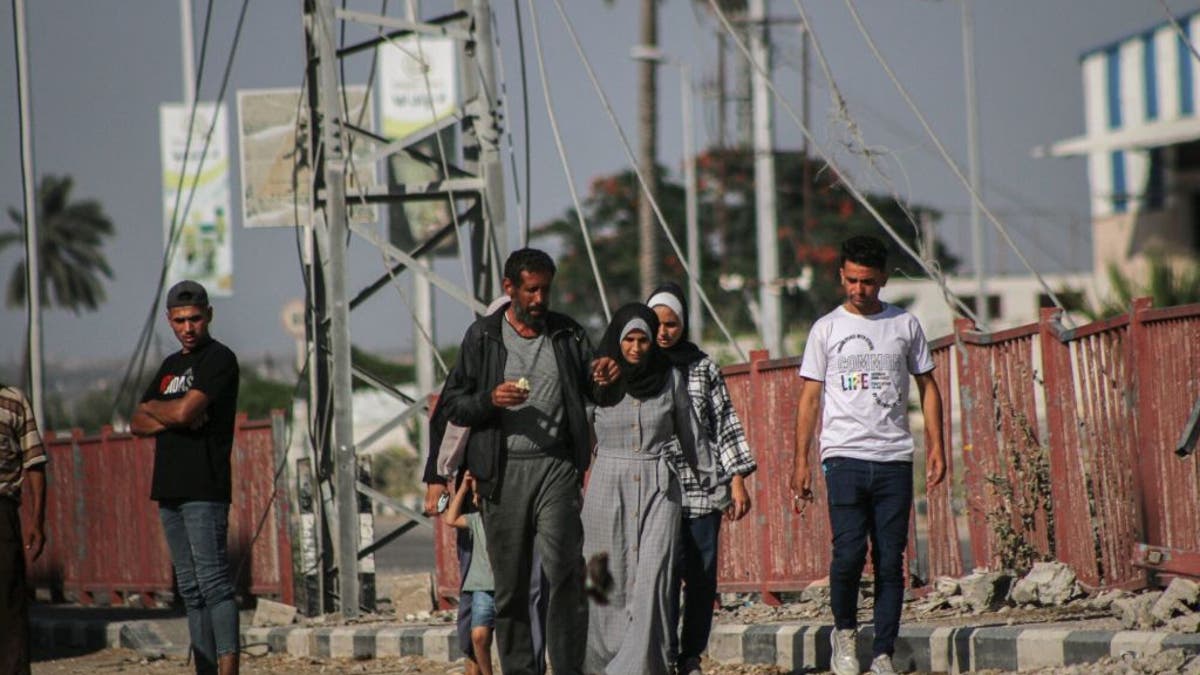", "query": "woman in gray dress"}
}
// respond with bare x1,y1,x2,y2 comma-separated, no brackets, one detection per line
583,303,716,675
